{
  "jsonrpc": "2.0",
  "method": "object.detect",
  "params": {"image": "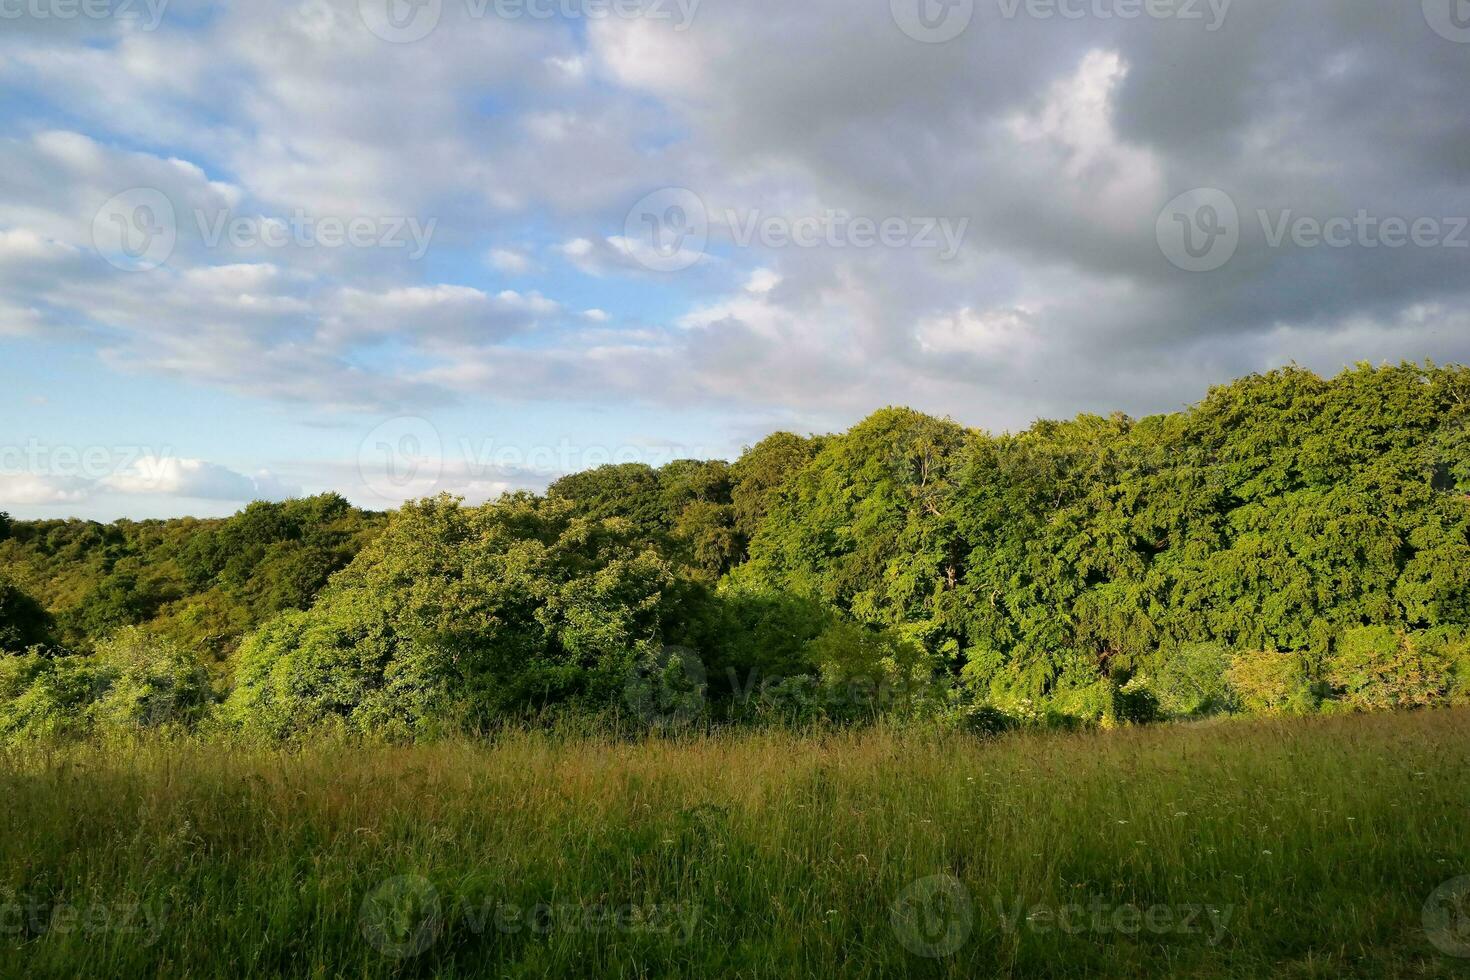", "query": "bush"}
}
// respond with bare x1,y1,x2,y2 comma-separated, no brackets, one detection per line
1115,677,1162,725
1151,643,1238,717
0,628,213,741
803,620,940,722
1326,627,1451,712
959,703,1018,737
88,627,215,731
1225,651,1316,714
0,651,99,740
